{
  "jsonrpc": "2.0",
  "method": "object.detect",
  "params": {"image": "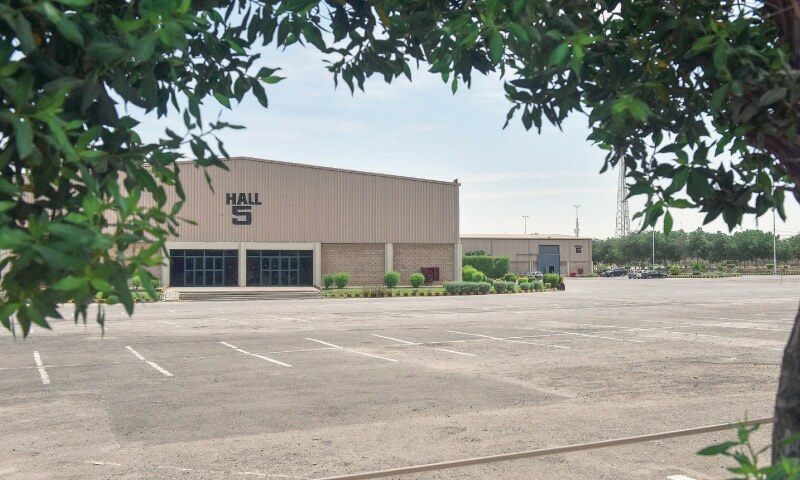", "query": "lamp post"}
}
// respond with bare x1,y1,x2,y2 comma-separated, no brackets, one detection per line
522,215,529,235
652,227,655,268
774,208,778,275
573,205,580,237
